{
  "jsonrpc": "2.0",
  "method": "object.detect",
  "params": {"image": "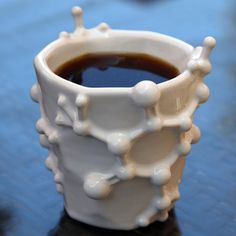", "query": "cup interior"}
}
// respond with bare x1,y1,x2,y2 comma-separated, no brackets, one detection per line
45,31,193,82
